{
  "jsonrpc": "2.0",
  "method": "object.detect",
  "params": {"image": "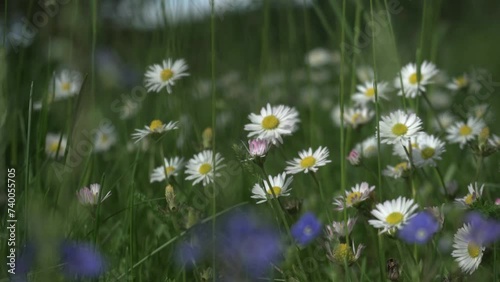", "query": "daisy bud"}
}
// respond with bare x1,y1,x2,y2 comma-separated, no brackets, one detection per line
478,126,490,147
495,198,500,206
202,127,213,149
165,185,177,211
186,207,199,229
248,139,270,158
347,149,361,166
